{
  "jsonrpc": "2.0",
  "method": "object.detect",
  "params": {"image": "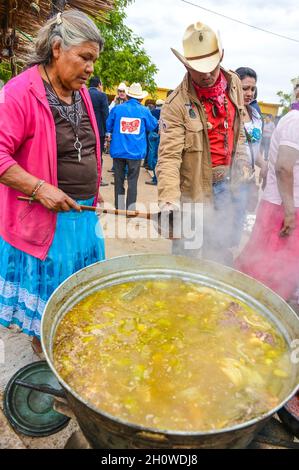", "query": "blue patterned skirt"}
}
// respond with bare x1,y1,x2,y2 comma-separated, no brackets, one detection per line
0,198,105,338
